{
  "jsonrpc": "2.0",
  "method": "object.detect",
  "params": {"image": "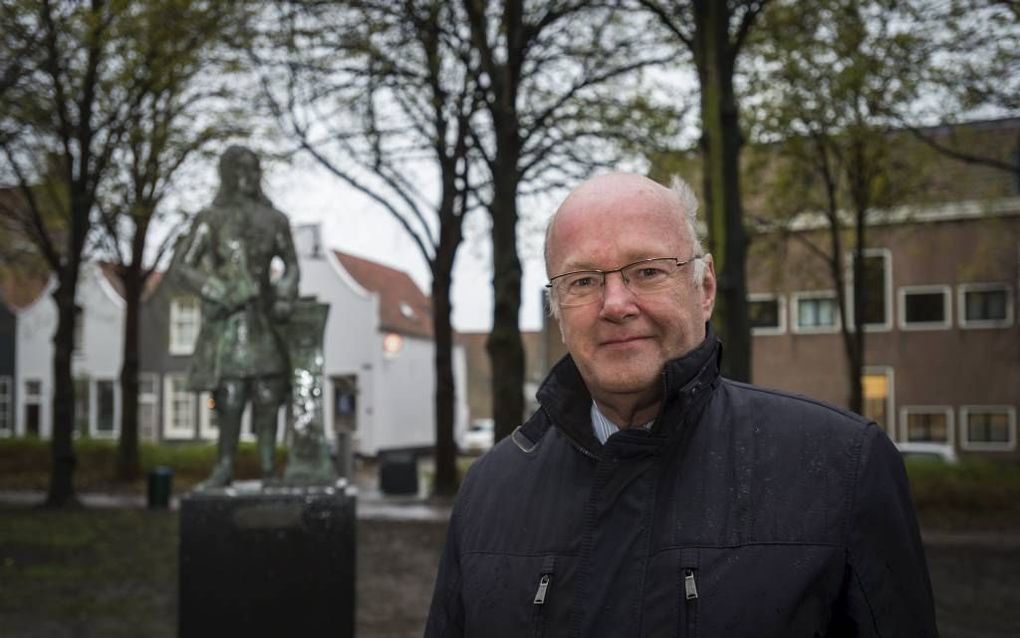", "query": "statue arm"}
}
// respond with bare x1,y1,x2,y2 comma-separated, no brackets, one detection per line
171,217,231,310
272,218,301,320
